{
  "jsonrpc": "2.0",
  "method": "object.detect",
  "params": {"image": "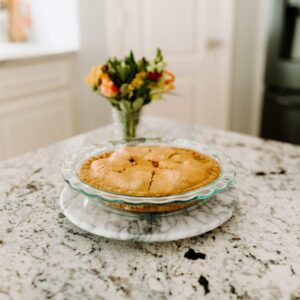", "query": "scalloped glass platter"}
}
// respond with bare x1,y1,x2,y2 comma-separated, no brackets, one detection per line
60,184,238,242
61,138,236,209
